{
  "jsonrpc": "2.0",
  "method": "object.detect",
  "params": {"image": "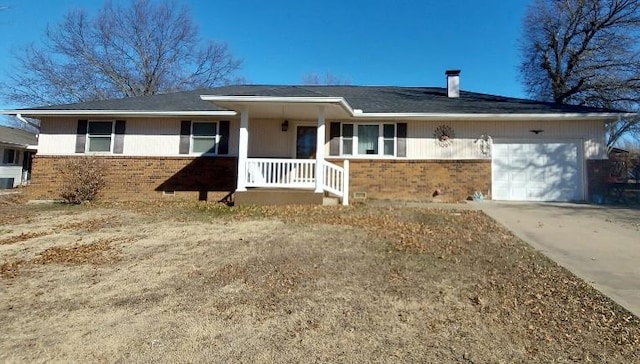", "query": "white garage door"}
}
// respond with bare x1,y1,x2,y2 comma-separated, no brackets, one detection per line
492,141,584,201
